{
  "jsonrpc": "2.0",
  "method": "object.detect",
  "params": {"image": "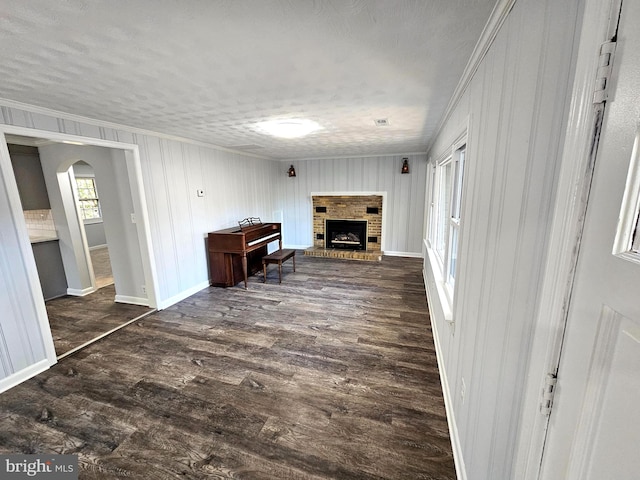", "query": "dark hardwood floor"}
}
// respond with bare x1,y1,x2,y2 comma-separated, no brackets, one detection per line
0,254,455,479
46,284,154,358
